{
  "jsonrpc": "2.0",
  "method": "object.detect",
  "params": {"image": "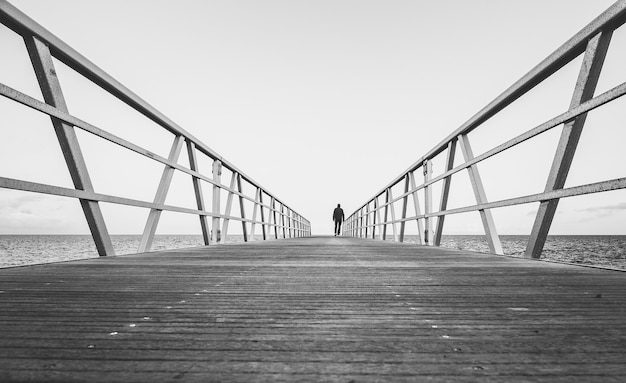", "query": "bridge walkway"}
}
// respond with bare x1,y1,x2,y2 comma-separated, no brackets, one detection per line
1,237,625,382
